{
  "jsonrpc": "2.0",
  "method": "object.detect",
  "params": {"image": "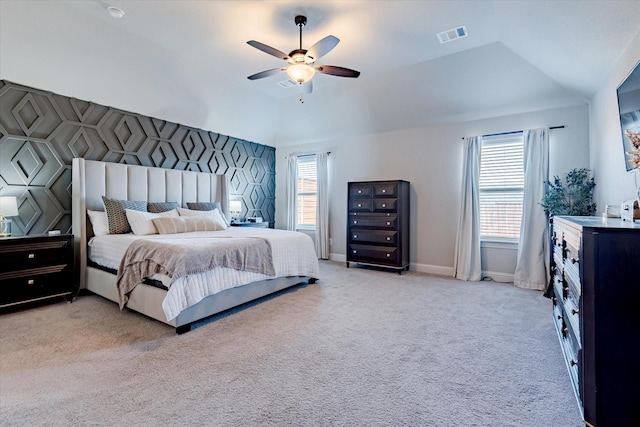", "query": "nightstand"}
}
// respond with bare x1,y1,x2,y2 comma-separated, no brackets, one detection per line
0,234,74,309
230,221,269,228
